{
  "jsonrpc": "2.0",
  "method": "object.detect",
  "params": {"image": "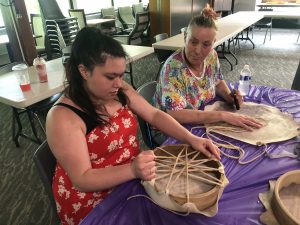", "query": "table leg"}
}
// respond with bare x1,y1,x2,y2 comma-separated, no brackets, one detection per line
237,28,255,49
12,107,42,147
217,42,233,71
